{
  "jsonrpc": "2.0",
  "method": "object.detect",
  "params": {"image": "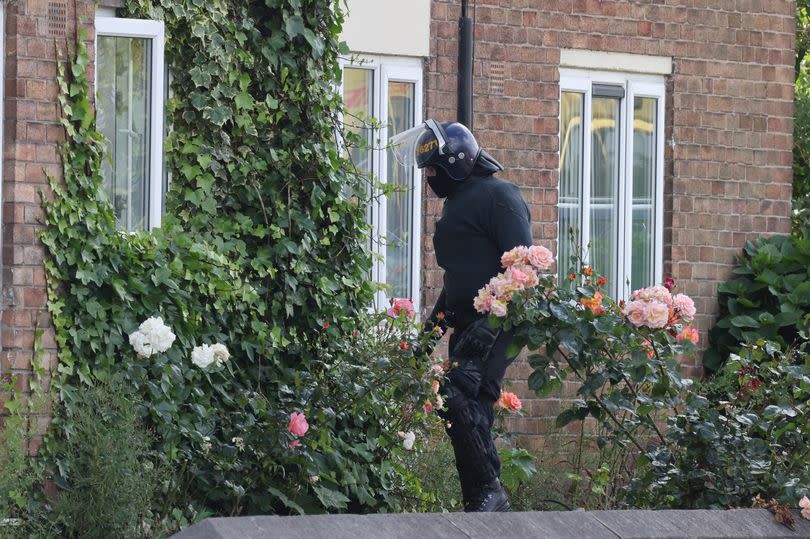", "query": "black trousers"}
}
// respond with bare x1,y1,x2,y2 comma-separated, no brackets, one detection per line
440,324,515,501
